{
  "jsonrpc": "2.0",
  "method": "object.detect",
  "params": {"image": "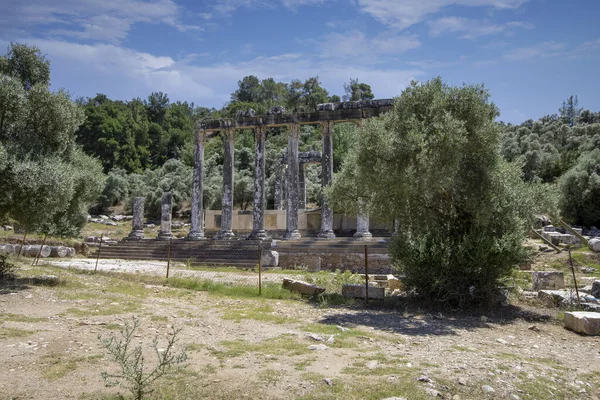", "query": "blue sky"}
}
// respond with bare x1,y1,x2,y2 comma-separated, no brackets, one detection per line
0,0,598,123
